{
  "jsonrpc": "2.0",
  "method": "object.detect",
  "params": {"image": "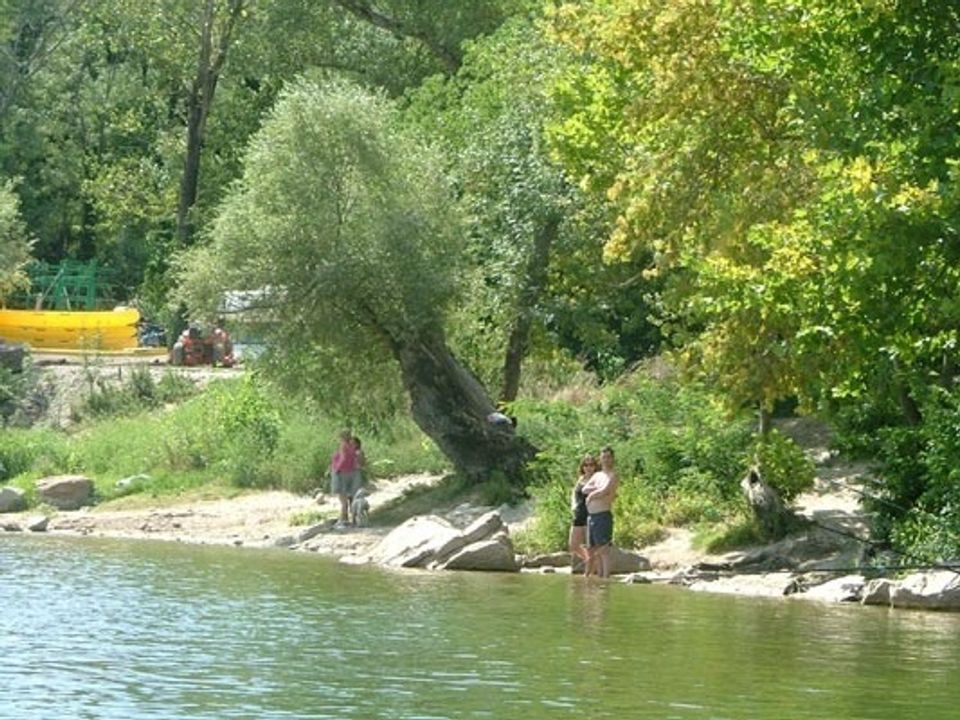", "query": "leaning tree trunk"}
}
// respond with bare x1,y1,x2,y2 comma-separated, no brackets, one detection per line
391,330,538,482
